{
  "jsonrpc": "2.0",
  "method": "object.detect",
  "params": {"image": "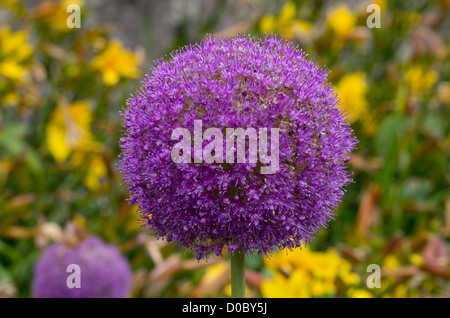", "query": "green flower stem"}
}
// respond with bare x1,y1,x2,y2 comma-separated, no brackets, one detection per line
230,252,245,298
